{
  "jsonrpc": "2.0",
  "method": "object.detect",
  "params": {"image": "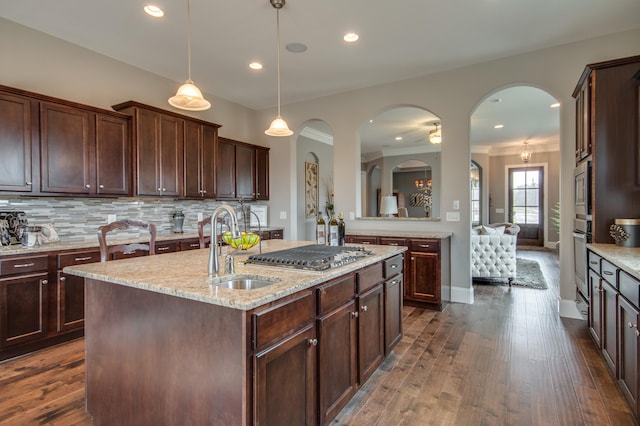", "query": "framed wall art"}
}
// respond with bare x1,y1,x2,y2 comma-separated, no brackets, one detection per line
305,161,319,217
